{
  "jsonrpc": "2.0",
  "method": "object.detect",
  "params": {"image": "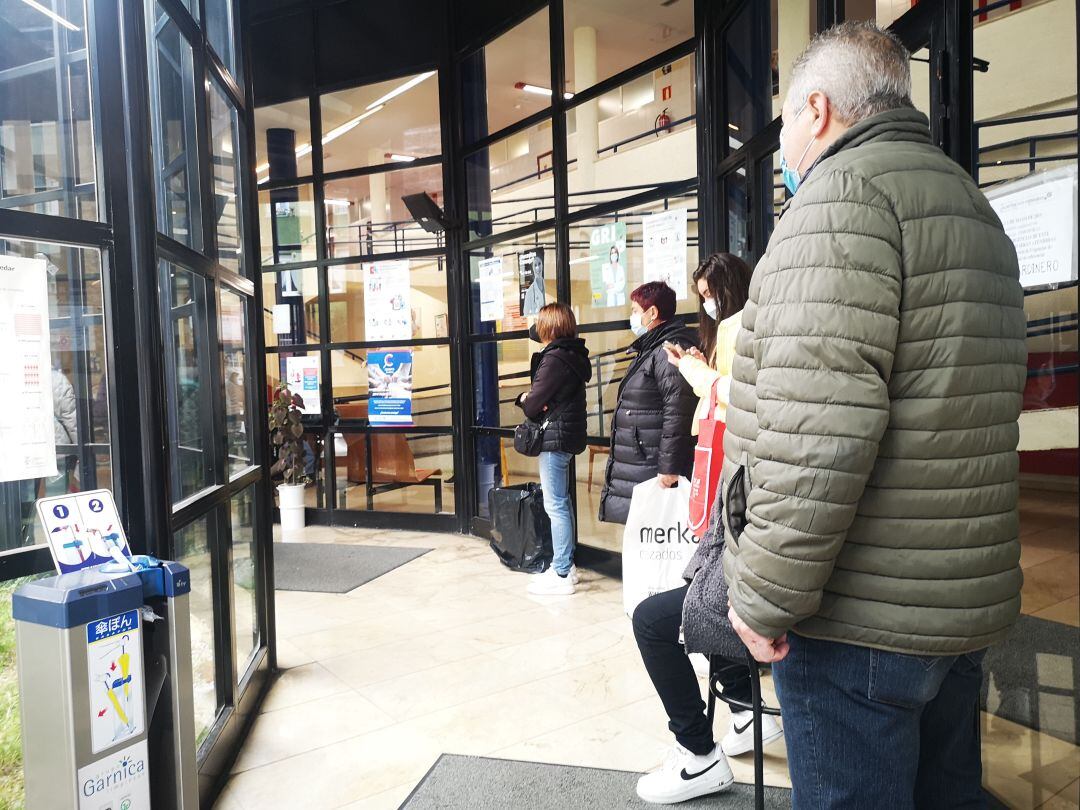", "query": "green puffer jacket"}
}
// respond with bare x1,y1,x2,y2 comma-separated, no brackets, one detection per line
722,108,1028,655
